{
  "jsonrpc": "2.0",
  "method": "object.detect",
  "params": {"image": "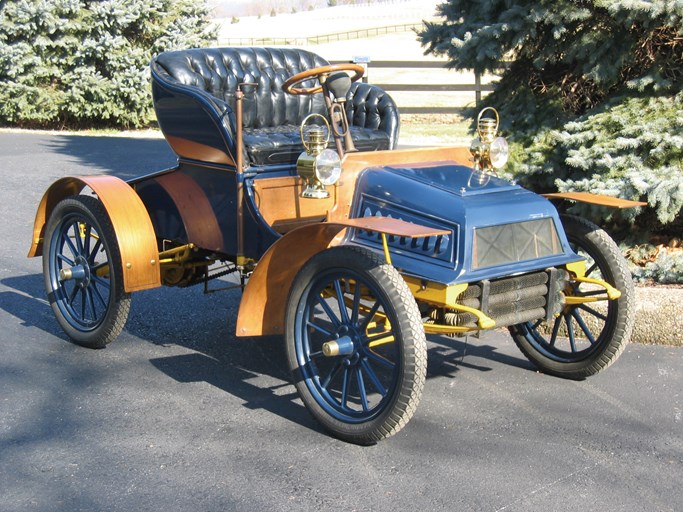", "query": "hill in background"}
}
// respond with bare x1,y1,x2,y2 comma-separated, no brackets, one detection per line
209,0,436,21
213,0,440,60
210,0,481,144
